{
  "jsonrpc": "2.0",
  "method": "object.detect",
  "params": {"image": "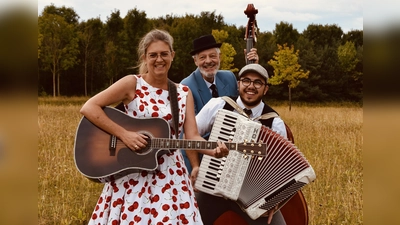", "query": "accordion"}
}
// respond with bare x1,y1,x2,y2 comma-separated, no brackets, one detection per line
194,109,316,220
